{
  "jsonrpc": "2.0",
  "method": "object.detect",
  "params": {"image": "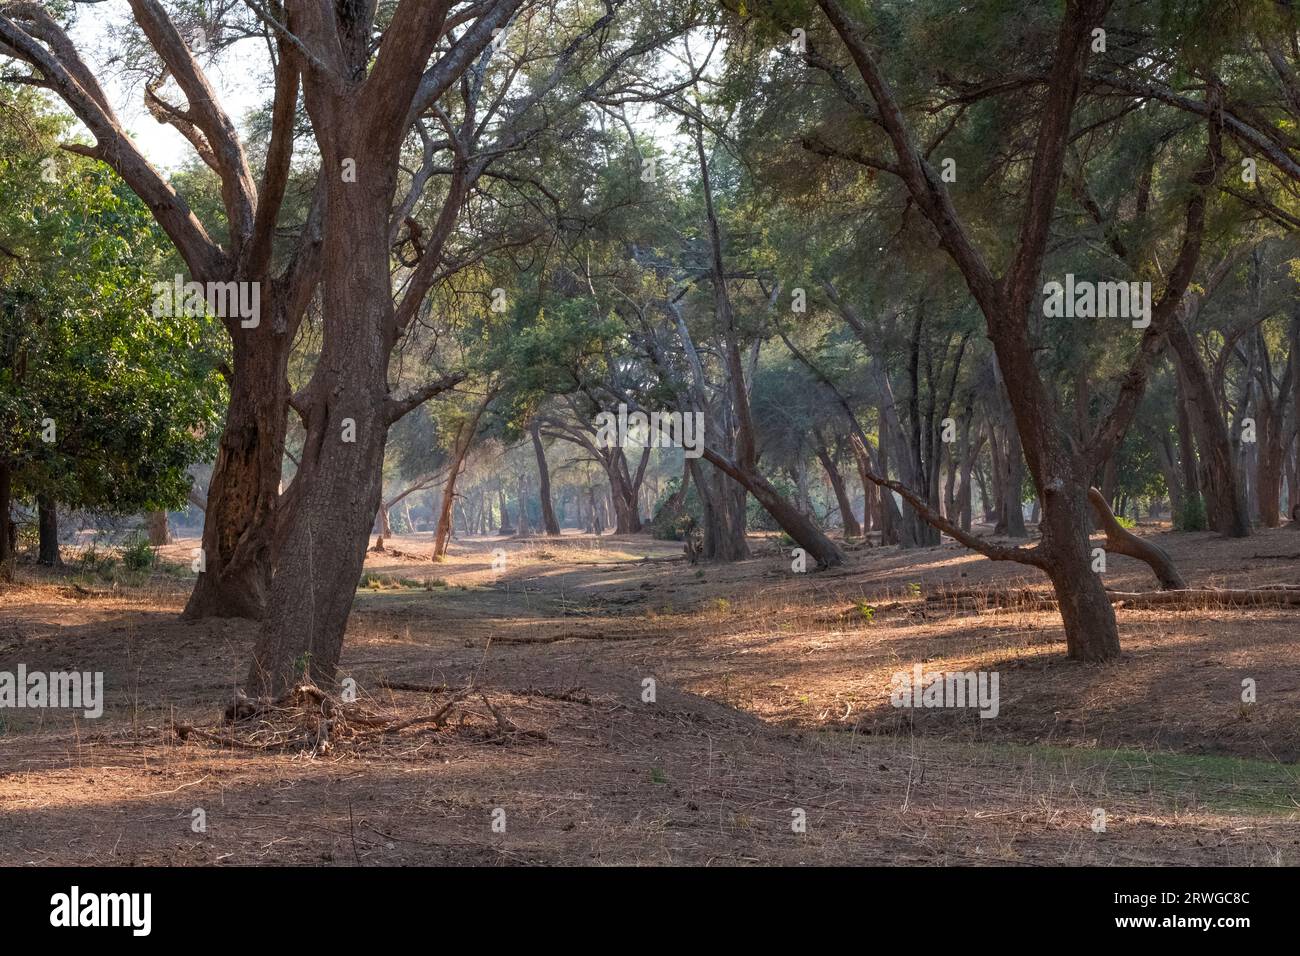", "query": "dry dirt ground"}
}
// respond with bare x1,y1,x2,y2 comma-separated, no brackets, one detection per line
1,523,1298,866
